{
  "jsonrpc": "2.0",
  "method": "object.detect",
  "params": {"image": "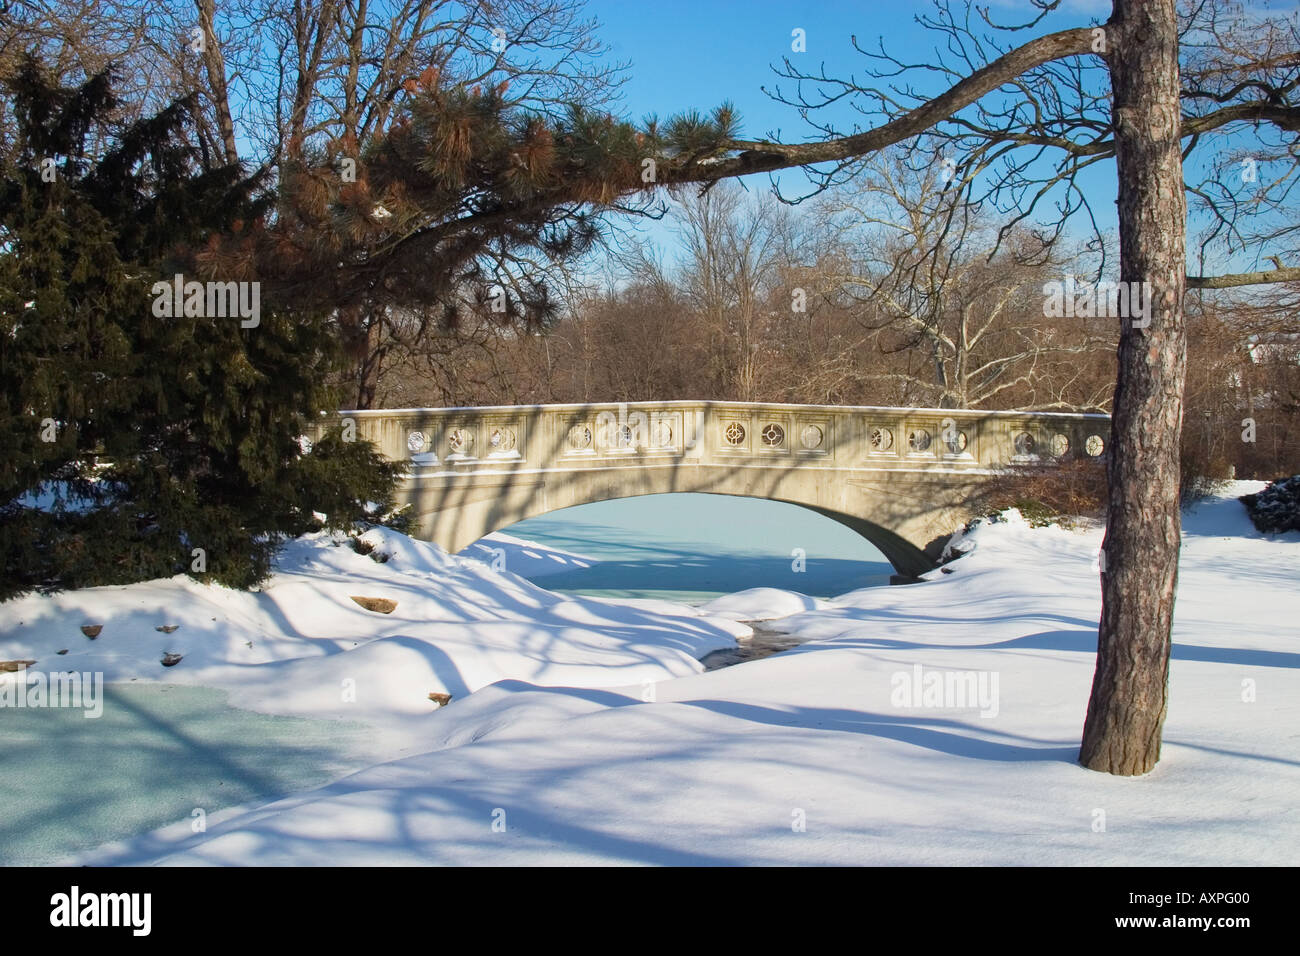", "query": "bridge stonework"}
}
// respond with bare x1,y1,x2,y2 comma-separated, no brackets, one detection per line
312,401,1109,578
